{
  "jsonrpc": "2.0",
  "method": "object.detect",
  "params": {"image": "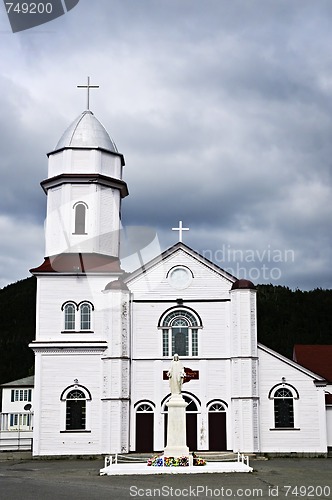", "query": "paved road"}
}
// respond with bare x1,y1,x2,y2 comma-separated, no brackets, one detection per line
0,457,331,499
